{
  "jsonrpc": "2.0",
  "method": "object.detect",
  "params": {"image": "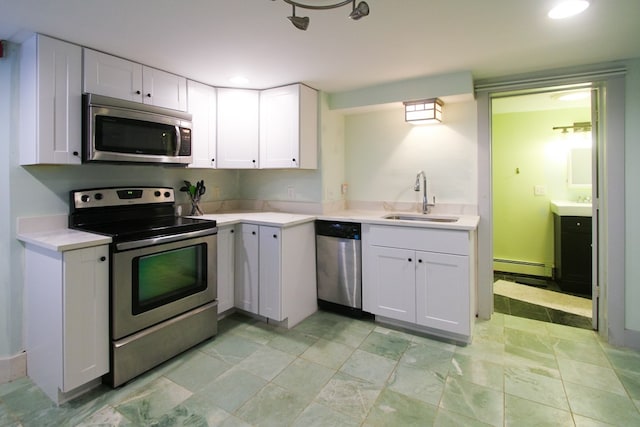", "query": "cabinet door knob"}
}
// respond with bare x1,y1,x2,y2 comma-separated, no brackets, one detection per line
408,258,412,262
273,234,277,239
418,259,423,263
230,229,234,233
72,151,79,156
135,90,141,95
252,231,256,235
99,256,107,262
